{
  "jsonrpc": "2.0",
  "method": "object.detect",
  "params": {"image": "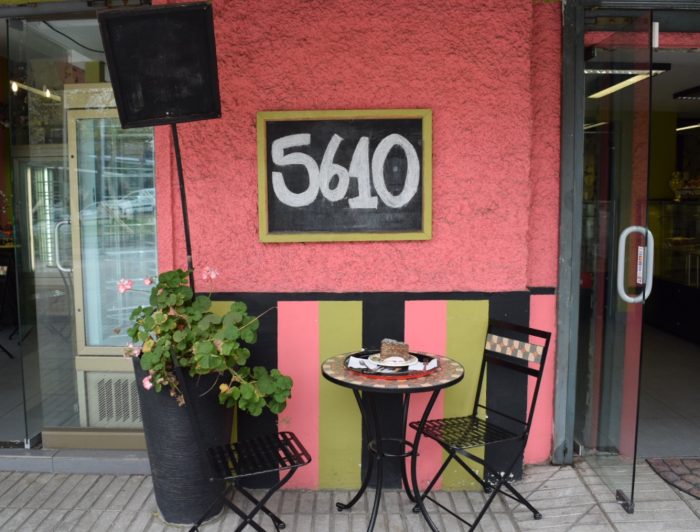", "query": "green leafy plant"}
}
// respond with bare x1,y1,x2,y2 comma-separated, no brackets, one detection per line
123,268,292,416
